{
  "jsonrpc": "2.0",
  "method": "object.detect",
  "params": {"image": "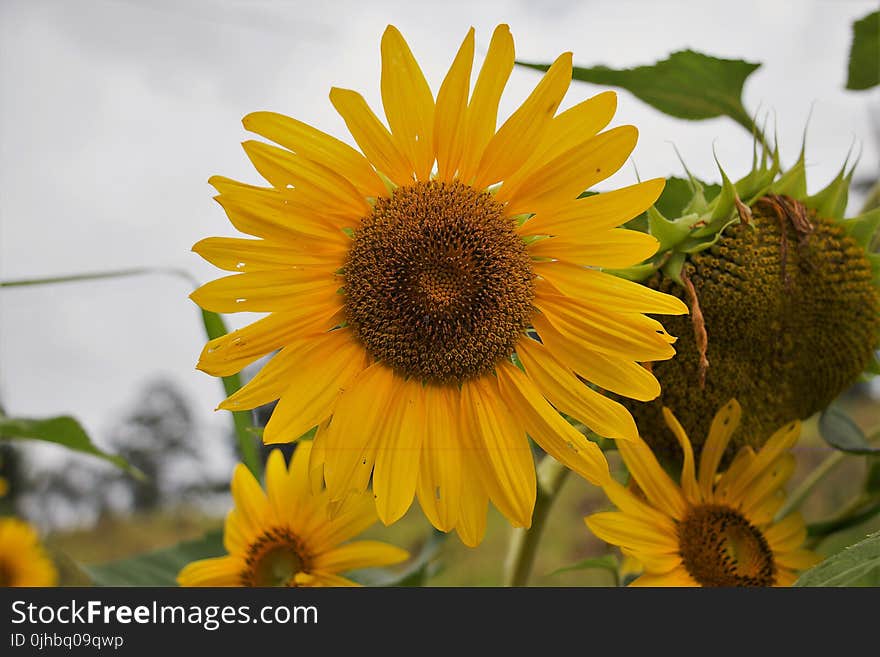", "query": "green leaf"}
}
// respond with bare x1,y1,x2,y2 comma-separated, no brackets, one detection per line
86,529,225,586
795,531,880,586
199,310,261,477
518,50,762,134
547,554,619,579
847,10,880,90
0,414,143,478
818,405,880,454
349,530,447,587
